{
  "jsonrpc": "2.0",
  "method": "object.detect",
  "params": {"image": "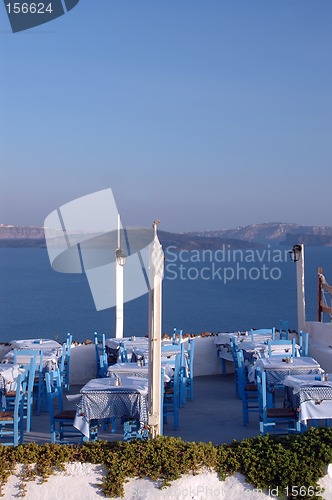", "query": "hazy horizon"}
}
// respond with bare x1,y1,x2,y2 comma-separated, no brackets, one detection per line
1,220,332,233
